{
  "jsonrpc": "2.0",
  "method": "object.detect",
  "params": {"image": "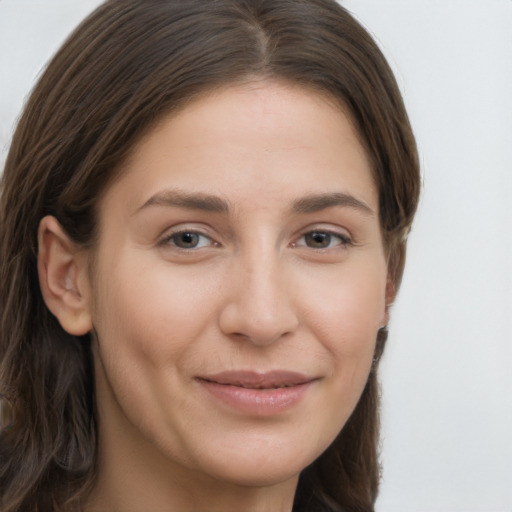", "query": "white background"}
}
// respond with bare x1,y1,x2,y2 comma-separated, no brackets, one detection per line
1,1,511,511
